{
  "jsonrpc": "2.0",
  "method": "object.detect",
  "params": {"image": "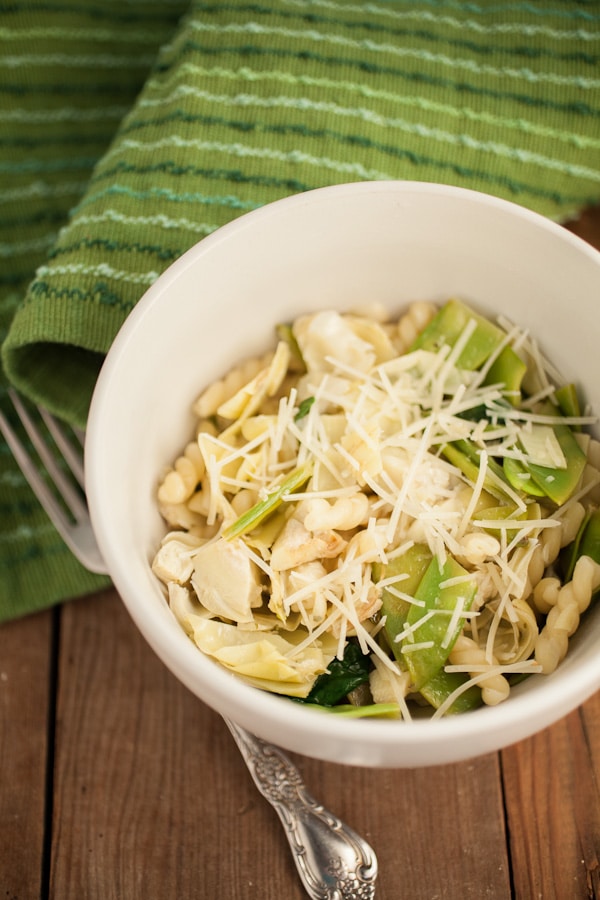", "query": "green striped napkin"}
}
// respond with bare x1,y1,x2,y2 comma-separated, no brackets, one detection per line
1,0,599,622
